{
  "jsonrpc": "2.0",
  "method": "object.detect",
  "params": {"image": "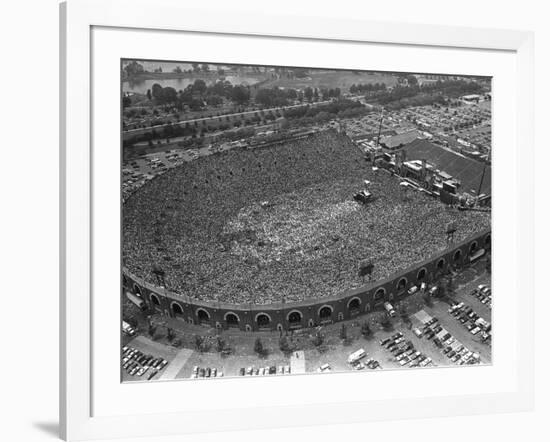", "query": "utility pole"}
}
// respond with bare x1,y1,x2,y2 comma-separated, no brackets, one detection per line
375,109,384,148
477,162,487,197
